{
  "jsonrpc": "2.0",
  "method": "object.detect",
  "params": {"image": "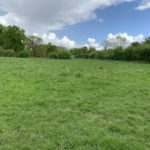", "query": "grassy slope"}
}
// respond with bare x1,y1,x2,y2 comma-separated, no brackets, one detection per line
0,58,150,150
